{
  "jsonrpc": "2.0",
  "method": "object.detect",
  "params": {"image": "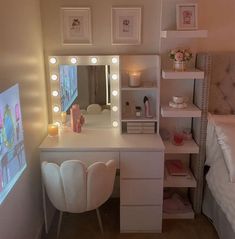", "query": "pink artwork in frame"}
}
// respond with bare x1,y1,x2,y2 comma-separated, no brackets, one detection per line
176,4,198,30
